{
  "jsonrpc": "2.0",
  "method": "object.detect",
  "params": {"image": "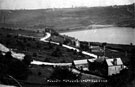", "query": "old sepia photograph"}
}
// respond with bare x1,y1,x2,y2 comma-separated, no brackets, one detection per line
0,0,135,87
